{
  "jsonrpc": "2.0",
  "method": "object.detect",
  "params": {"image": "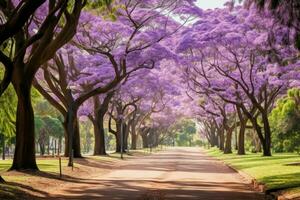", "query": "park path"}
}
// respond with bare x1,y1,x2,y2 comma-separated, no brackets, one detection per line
46,147,264,200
